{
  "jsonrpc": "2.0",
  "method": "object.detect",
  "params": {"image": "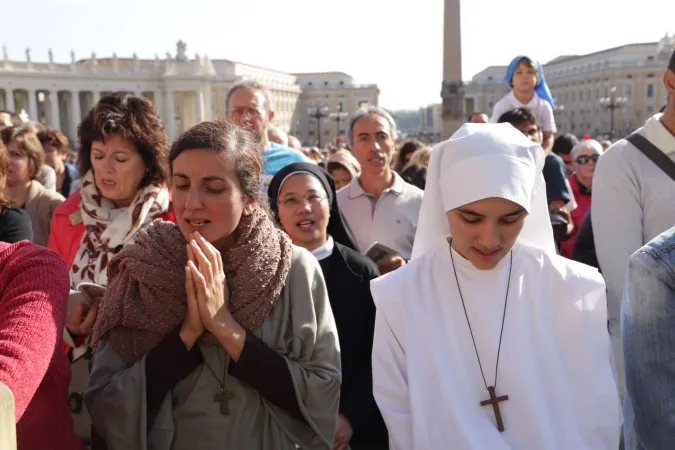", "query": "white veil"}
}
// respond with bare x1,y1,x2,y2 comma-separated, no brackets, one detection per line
411,123,556,259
